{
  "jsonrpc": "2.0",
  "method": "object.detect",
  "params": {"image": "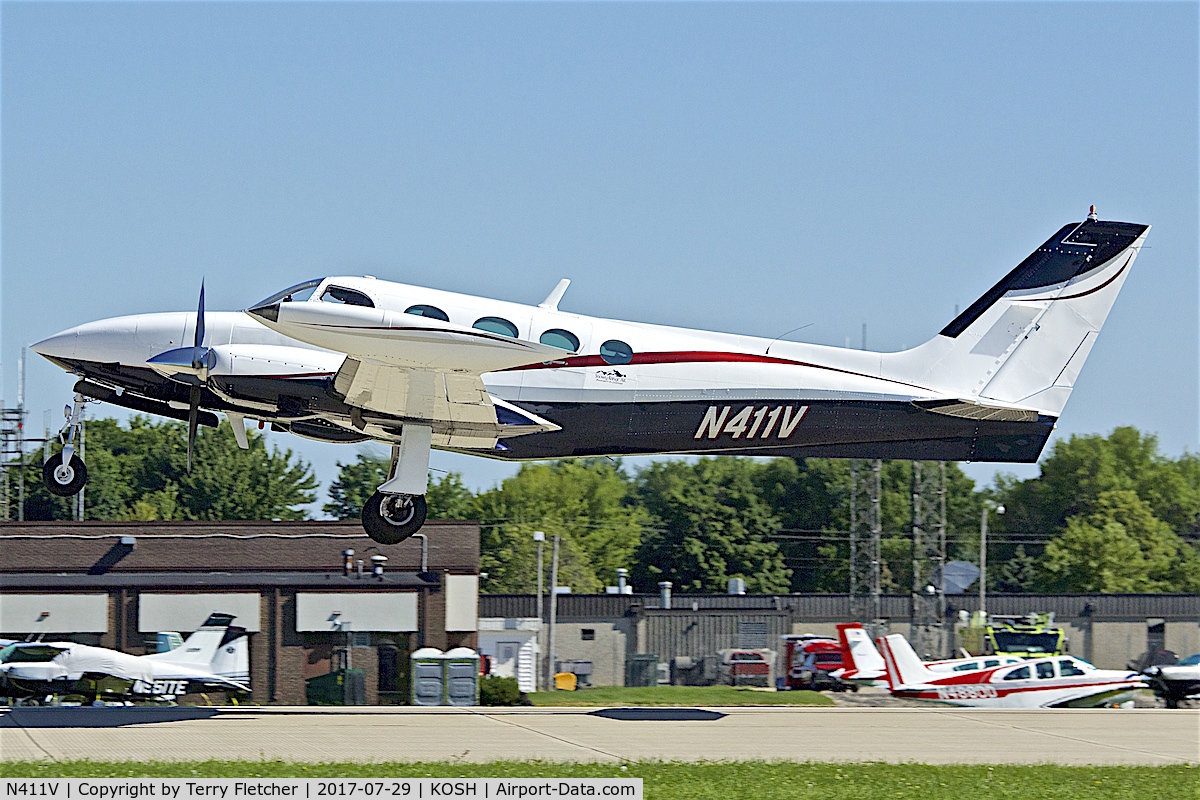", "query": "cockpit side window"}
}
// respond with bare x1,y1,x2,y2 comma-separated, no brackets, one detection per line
321,286,375,308
406,304,450,322
251,278,324,309
1002,665,1031,681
